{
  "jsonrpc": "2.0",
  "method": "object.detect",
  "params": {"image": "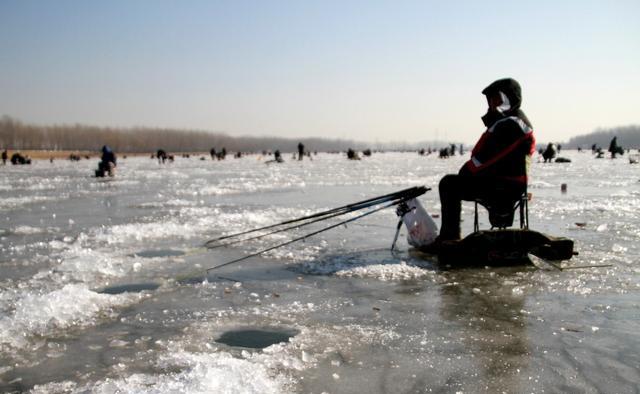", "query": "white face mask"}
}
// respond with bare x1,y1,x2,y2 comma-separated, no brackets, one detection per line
496,91,511,113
